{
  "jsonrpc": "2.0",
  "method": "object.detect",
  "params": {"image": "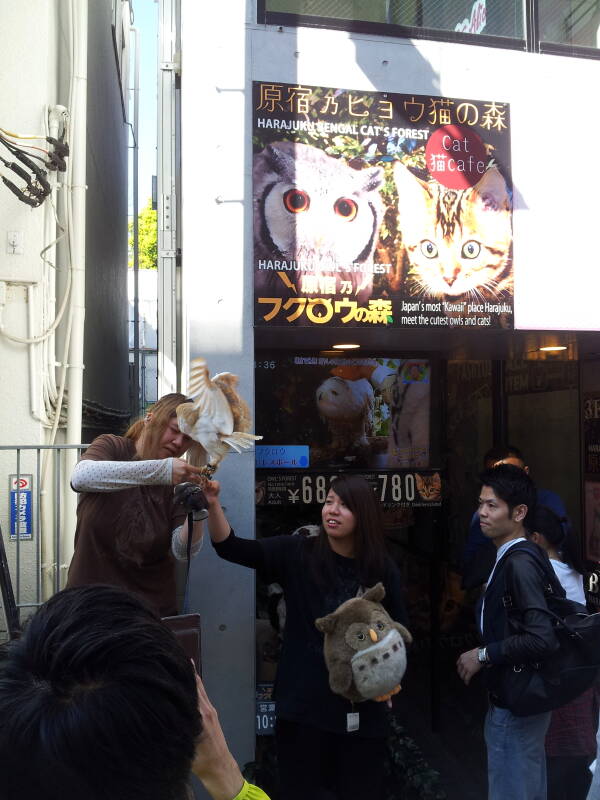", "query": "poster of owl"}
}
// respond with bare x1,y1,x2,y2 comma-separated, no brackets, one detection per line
253,141,384,307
